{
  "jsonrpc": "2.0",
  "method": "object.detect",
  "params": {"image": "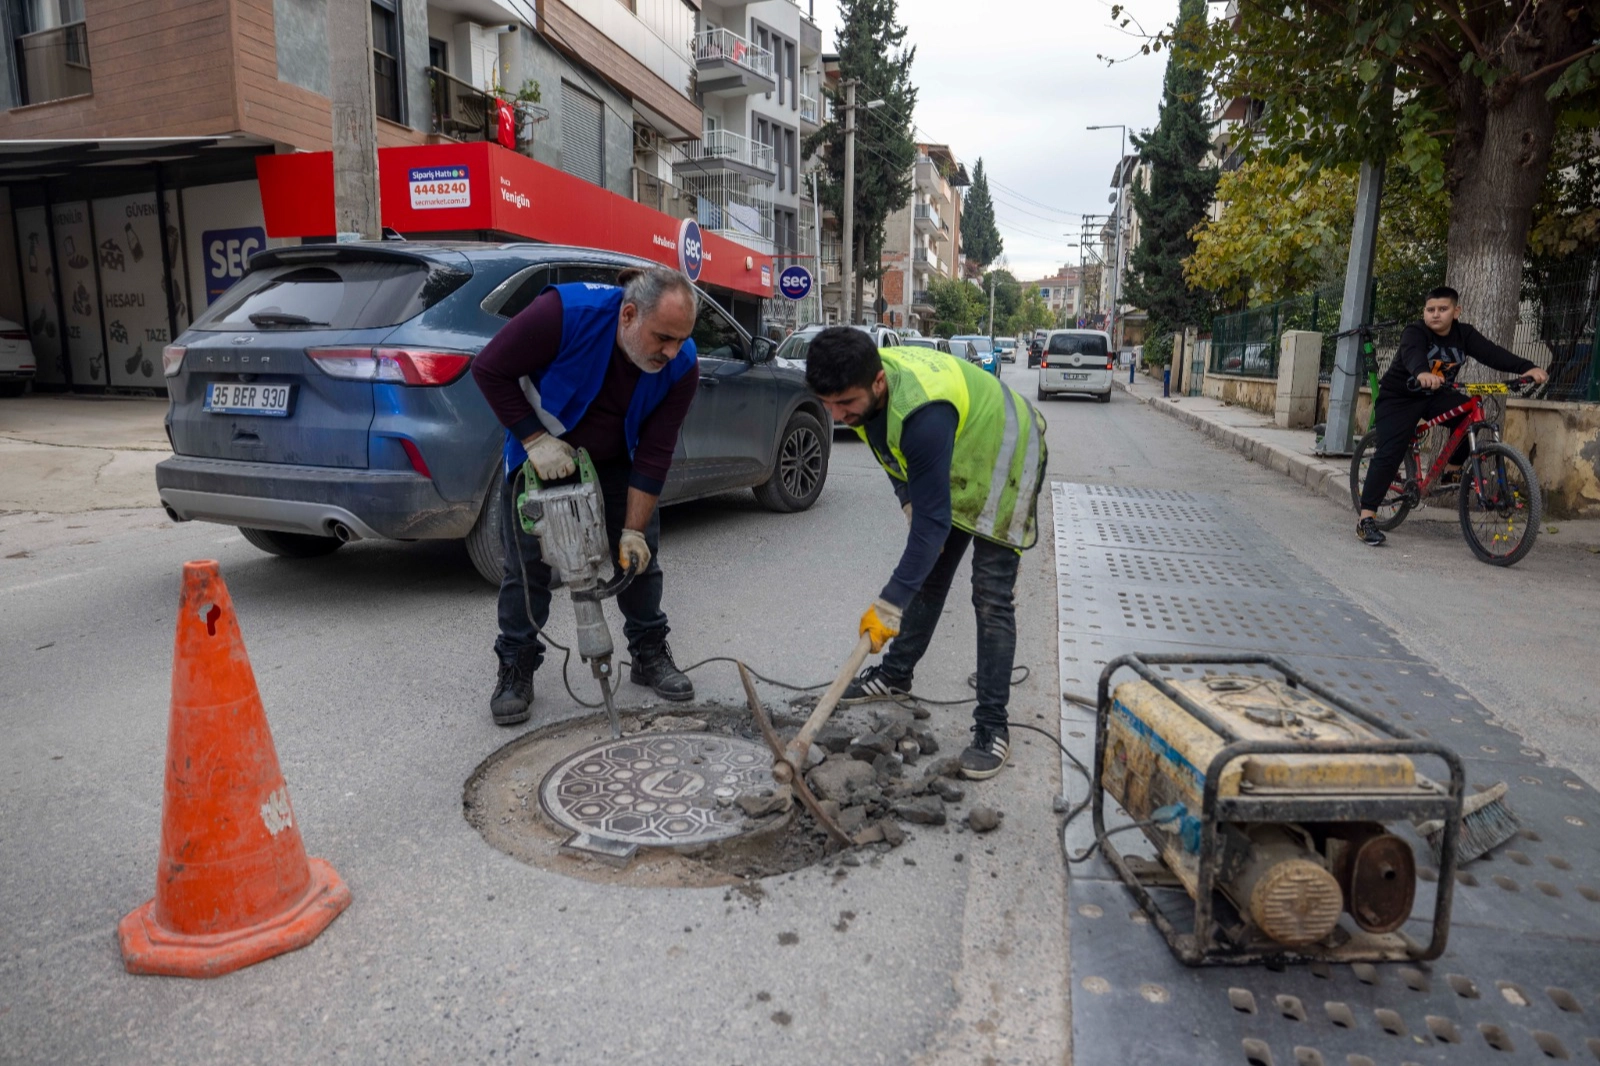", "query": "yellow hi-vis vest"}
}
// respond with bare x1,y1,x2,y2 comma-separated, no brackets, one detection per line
854,347,1049,549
